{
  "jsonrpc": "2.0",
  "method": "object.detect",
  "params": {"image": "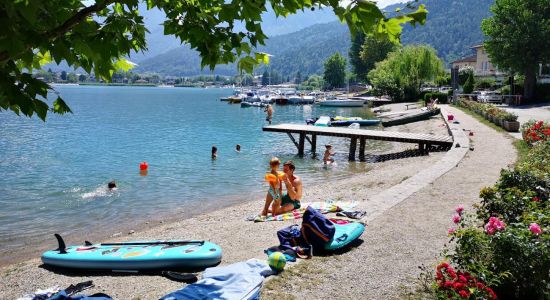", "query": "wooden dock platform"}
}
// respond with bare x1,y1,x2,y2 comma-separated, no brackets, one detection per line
263,124,454,161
